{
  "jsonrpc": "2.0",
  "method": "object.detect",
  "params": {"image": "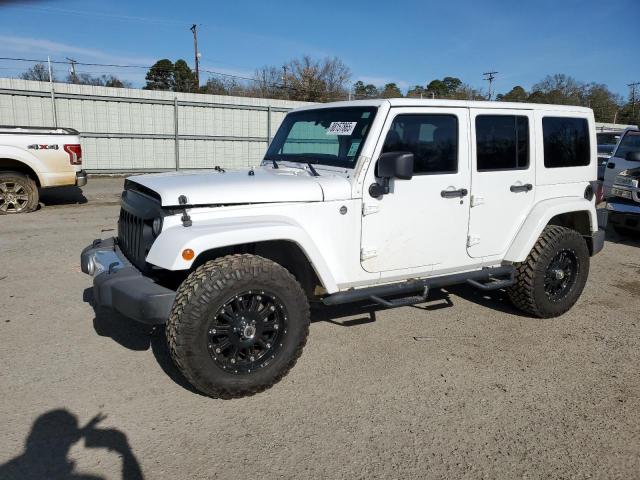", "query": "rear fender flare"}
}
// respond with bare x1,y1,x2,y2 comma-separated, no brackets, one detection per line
504,197,597,263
